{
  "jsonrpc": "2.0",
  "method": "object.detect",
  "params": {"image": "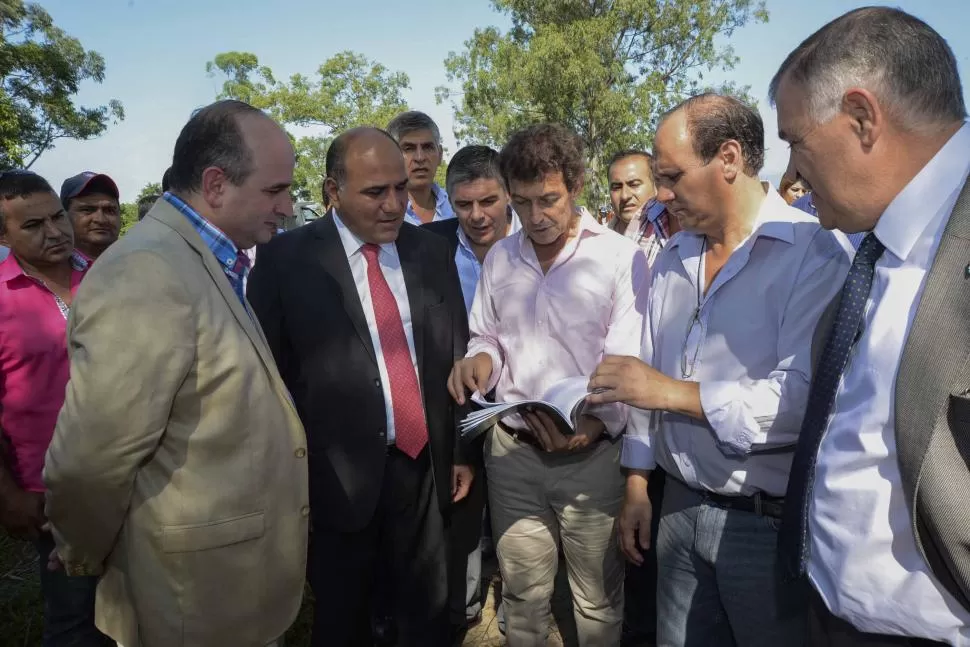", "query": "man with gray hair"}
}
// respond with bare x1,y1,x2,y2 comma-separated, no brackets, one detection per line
423,145,519,639
387,110,455,226
589,93,850,645
771,7,970,646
